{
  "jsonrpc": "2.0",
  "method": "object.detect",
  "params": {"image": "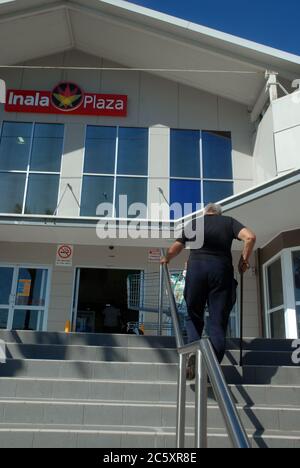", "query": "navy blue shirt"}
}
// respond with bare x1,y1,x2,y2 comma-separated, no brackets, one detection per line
176,215,245,260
